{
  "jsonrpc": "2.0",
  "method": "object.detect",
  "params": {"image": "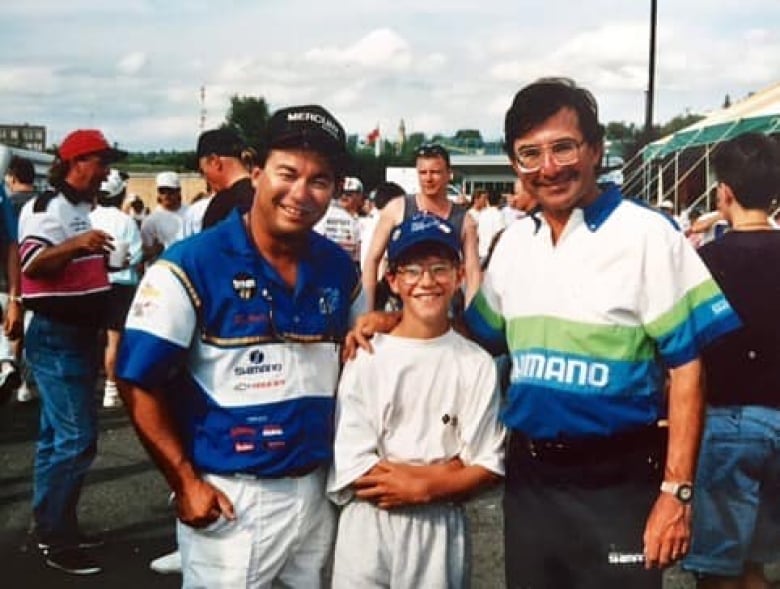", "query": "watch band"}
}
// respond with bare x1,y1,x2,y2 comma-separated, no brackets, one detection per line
660,481,694,503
